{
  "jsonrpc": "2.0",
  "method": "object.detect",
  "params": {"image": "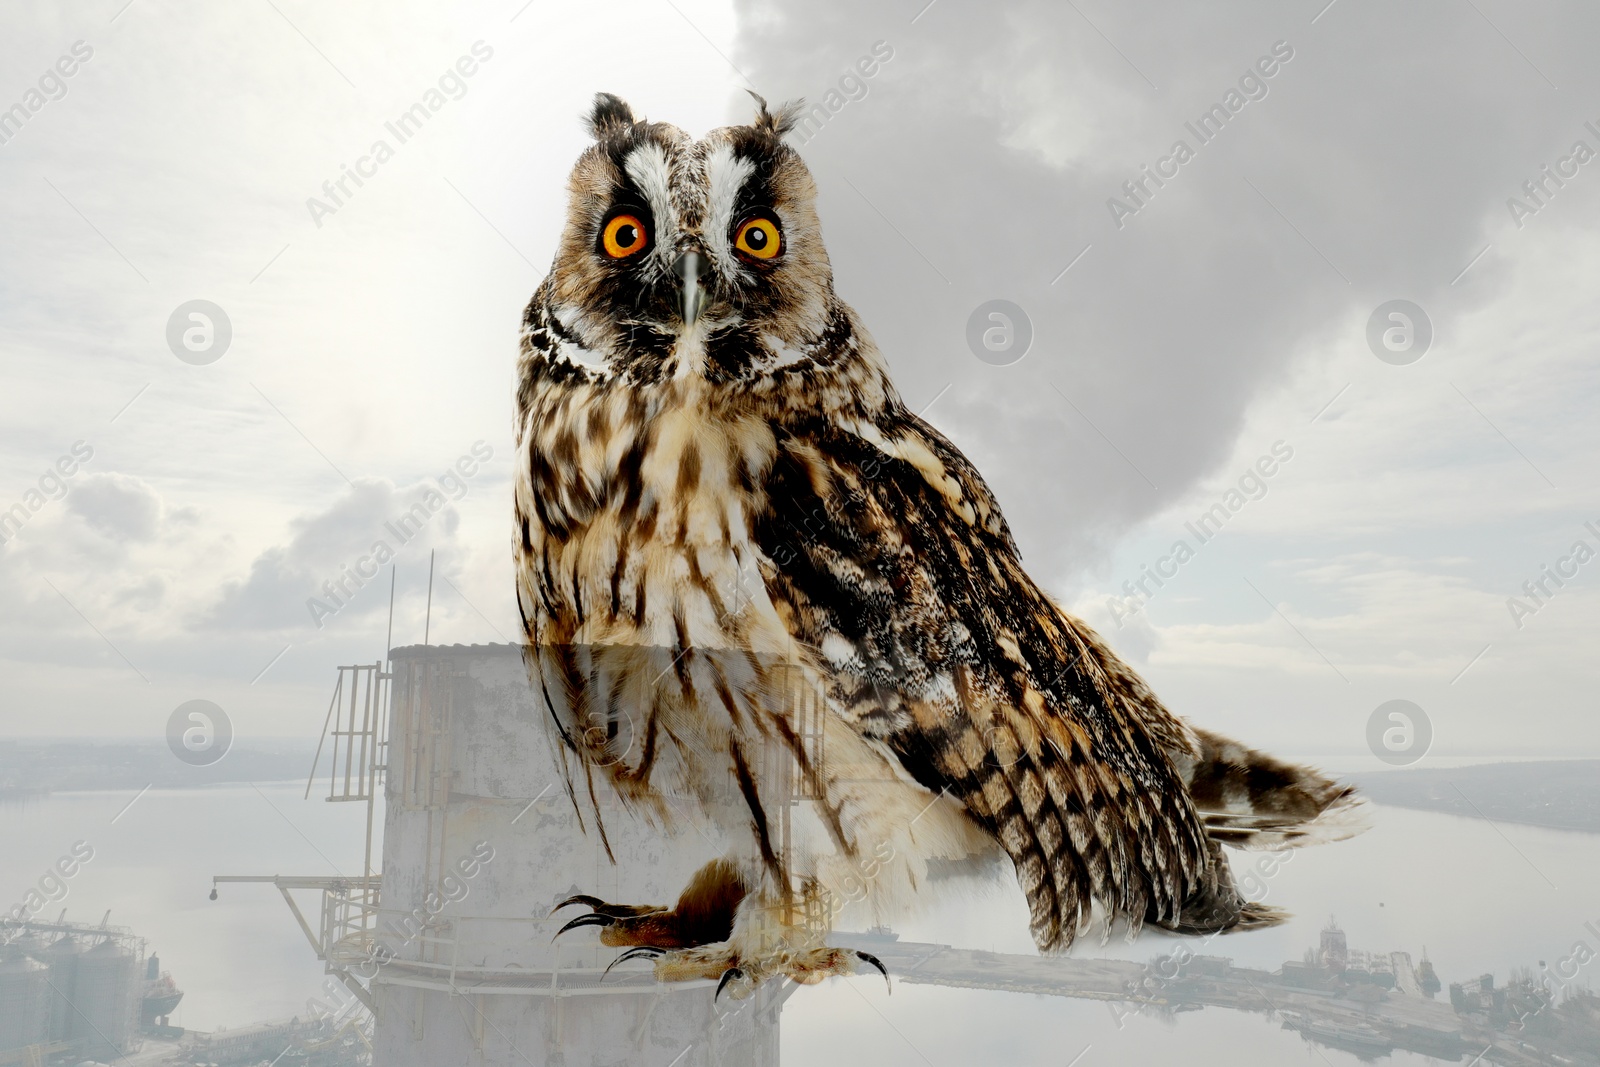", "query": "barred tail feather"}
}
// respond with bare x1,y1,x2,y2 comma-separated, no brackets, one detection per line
1177,727,1368,851
1230,901,1290,931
